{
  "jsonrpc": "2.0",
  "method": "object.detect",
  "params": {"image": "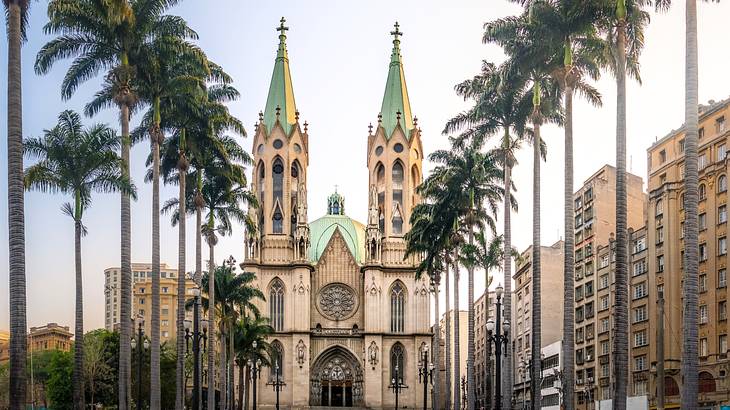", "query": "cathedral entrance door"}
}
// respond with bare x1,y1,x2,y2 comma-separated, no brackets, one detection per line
310,346,363,407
